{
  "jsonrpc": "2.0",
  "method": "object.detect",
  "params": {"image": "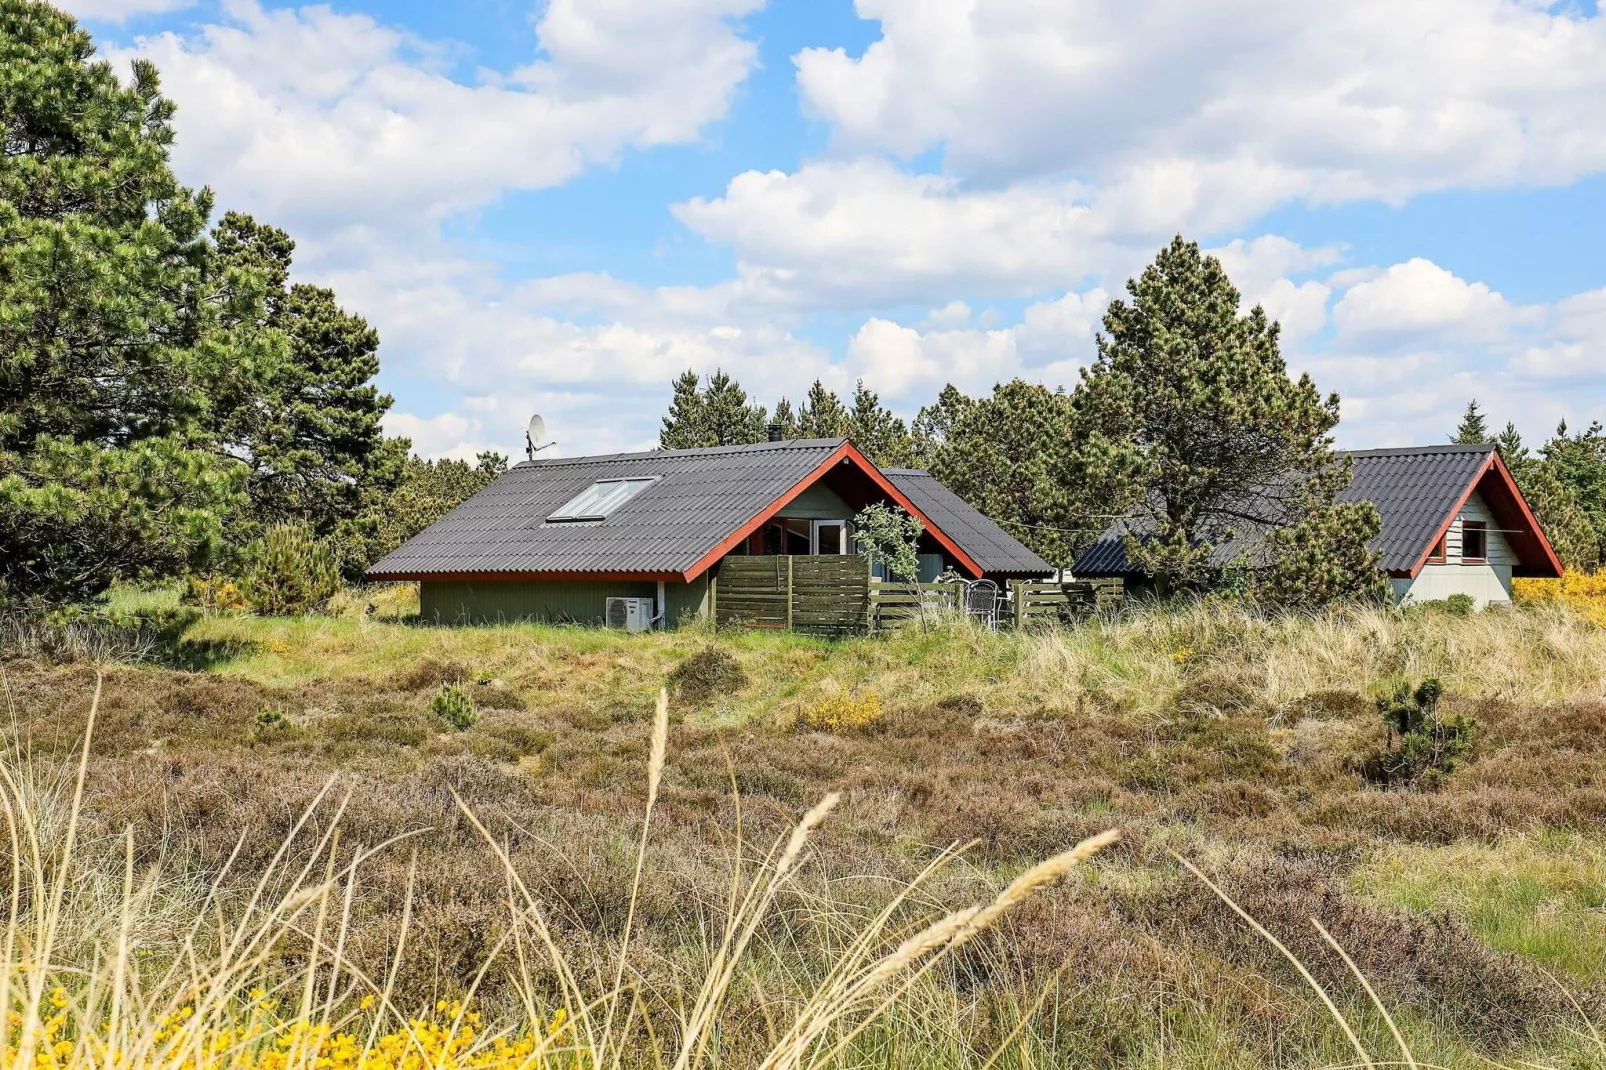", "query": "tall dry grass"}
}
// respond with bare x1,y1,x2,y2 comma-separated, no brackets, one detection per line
135,593,1606,729
1017,598,1606,719
0,679,1122,1070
